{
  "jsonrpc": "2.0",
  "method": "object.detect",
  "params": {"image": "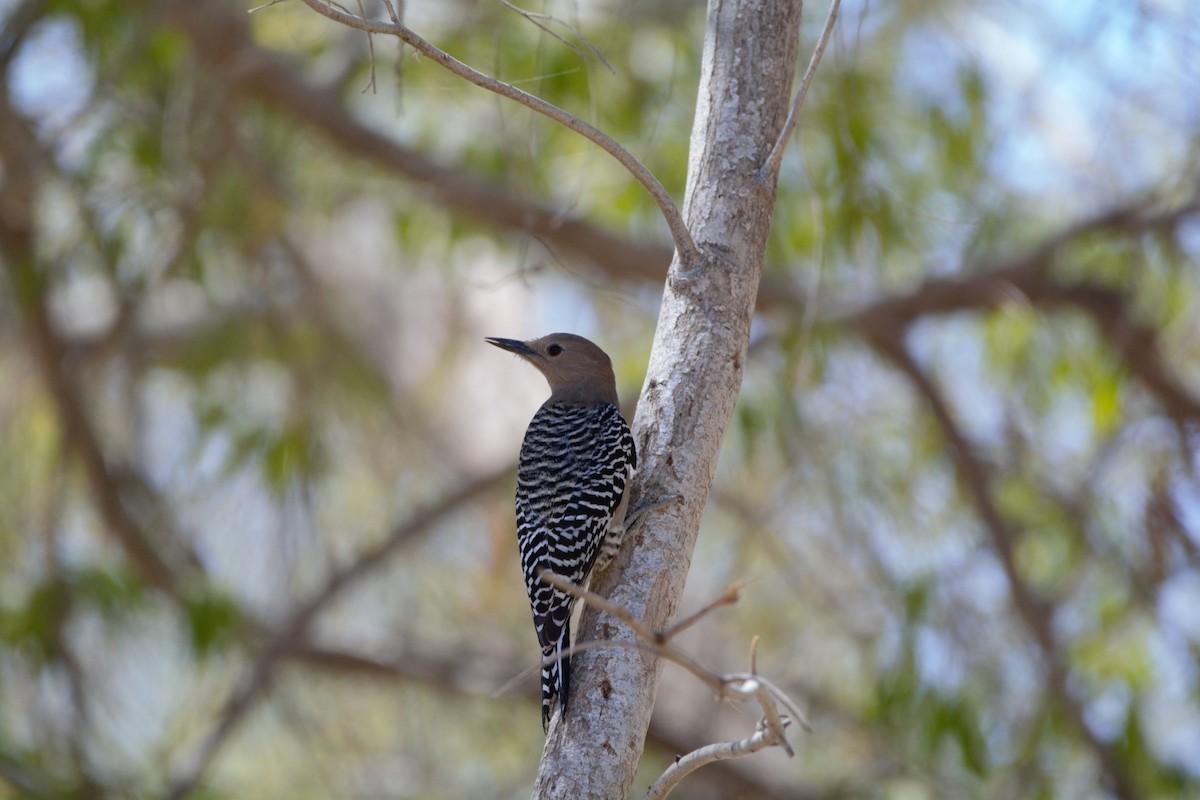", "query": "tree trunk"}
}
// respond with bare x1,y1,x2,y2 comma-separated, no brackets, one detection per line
532,1,804,797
